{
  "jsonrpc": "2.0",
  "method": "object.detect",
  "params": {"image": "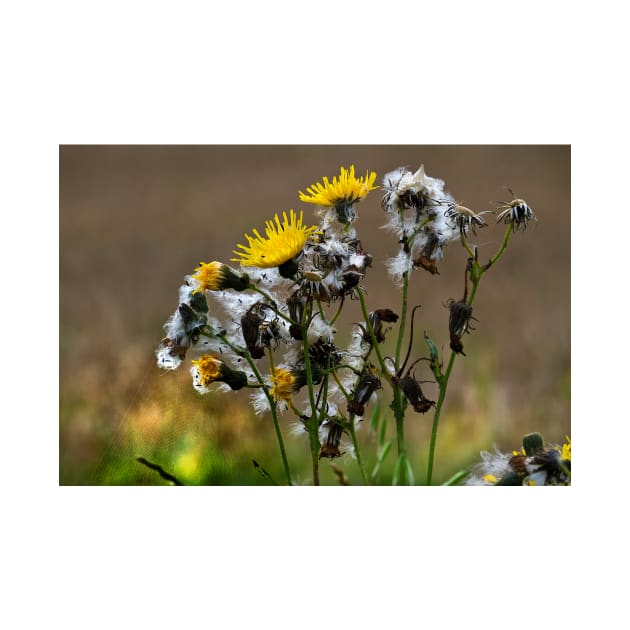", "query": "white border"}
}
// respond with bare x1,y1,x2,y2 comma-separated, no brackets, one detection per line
3,1,625,628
